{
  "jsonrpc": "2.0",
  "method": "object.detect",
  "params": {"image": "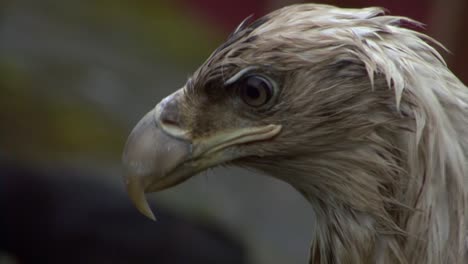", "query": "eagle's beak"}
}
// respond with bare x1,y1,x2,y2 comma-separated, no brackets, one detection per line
122,108,191,220
122,89,282,220
122,89,192,220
